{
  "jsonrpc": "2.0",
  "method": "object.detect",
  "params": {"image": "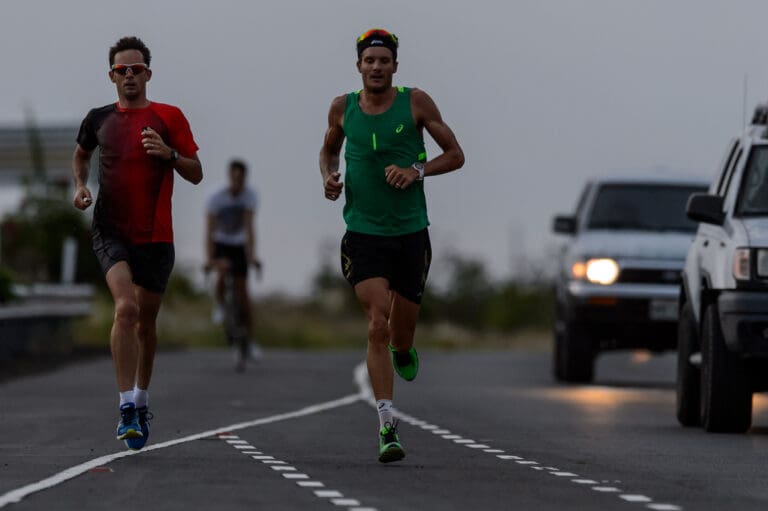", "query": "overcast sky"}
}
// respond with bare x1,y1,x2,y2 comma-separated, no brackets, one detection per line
2,0,768,295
